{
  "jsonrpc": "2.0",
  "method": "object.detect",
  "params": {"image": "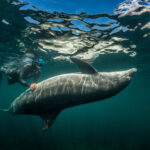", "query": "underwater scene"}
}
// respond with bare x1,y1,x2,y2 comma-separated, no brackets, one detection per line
0,0,150,149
